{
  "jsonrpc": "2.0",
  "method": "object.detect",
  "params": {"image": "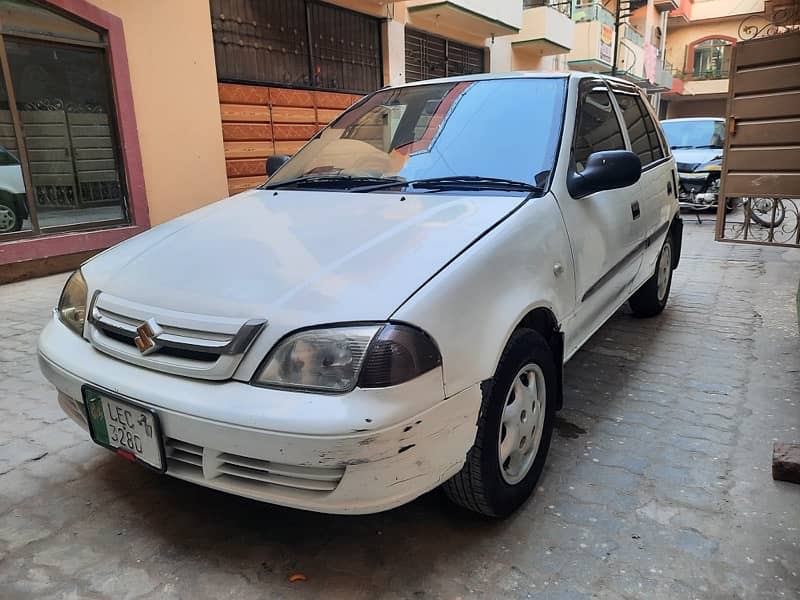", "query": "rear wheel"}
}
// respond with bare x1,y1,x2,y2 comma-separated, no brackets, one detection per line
443,329,556,517
629,234,673,318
